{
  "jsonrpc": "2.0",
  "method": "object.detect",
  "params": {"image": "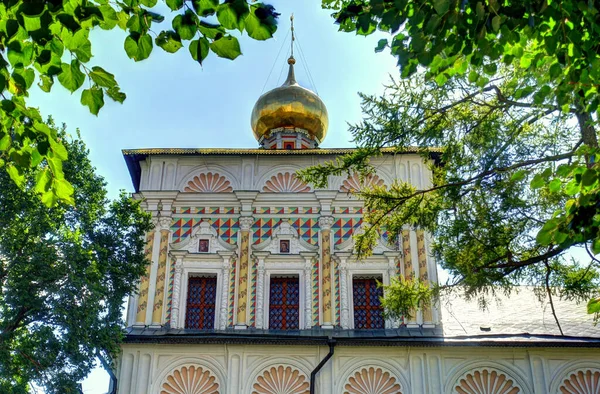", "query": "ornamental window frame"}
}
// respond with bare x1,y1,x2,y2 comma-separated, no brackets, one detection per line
262,267,306,330
178,262,225,330
347,270,390,330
